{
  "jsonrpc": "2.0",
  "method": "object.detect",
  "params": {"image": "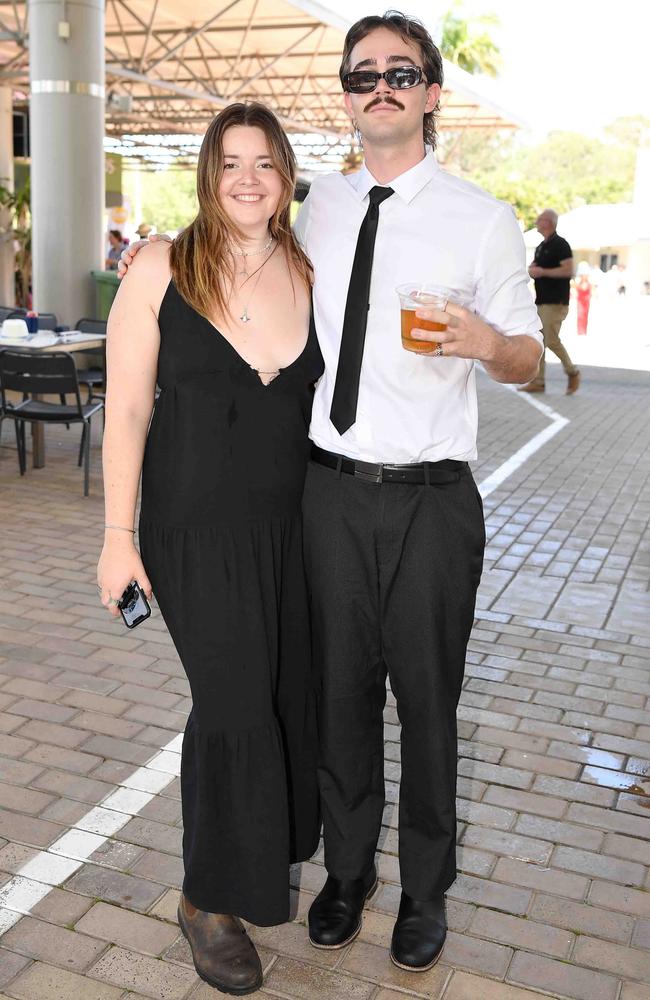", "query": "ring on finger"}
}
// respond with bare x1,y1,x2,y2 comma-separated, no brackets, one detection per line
107,597,120,607
433,344,444,357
